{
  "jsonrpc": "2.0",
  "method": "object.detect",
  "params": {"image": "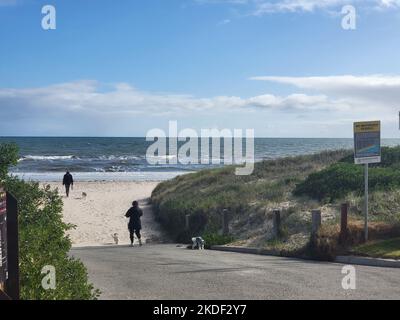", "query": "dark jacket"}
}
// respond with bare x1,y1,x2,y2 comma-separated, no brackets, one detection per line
125,206,143,230
63,173,74,186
